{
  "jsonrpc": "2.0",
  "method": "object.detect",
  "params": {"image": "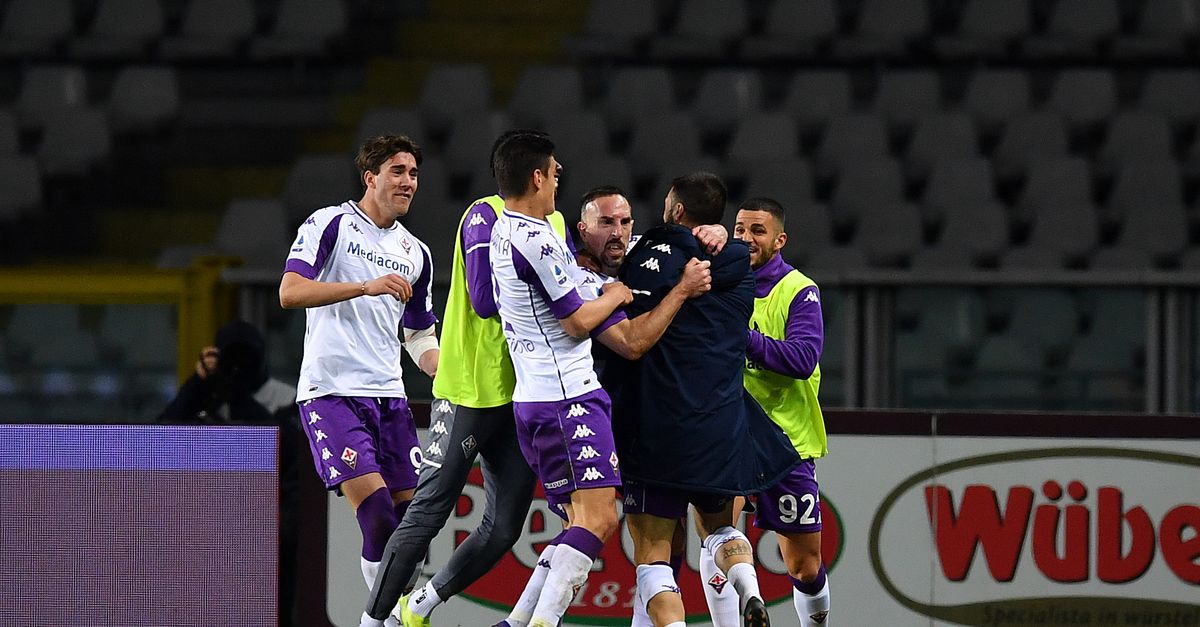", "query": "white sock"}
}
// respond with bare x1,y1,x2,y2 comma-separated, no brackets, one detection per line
531,543,592,625
727,562,763,610
408,581,443,618
360,557,380,590
635,563,681,624
358,611,384,627
630,586,654,627
506,544,557,627
700,545,740,626
664,623,686,627
796,576,831,626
